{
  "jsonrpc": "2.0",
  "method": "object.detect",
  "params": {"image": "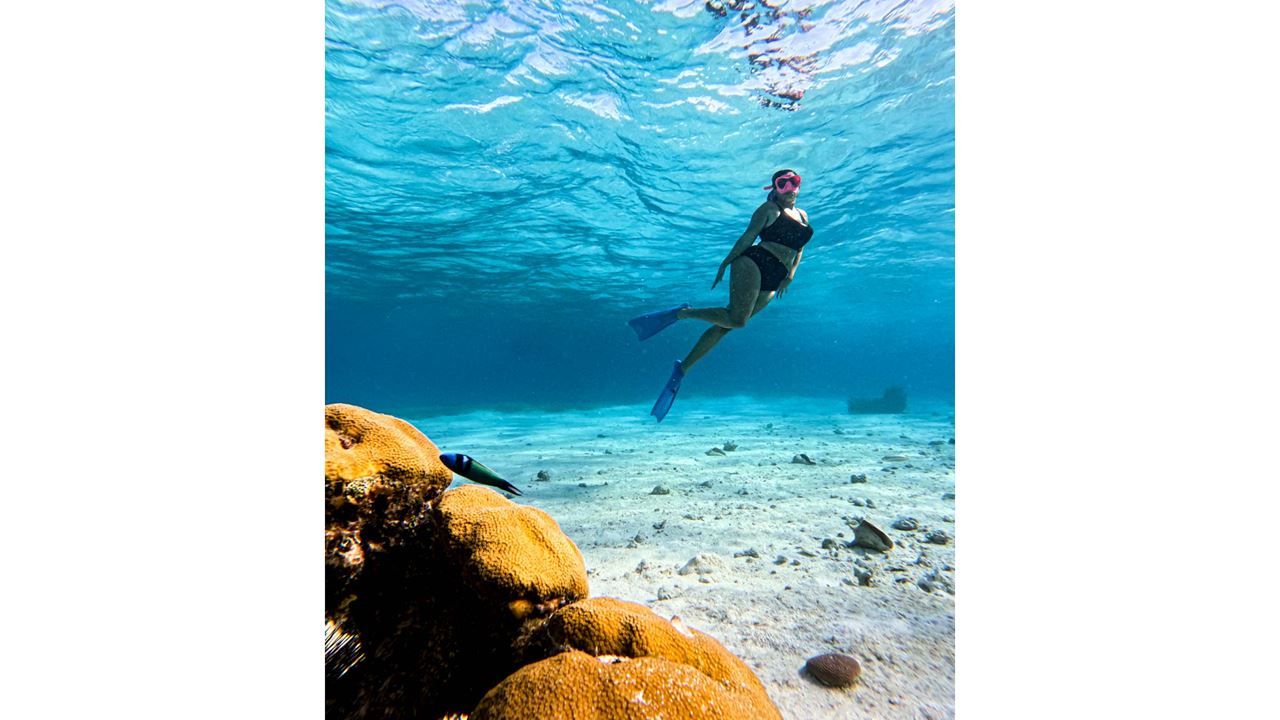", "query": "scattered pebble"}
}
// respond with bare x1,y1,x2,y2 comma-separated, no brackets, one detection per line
578,482,588,488
723,441,738,451
653,520,666,530
773,555,788,565
849,473,867,484
650,485,670,495
942,515,954,523
805,653,862,688
948,438,955,444
851,498,866,507
919,568,954,594
852,560,876,586
882,455,909,462
865,498,876,509
892,517,919,531
706,447,726,456
656,587,673,600
535,470,551,482
925,529,950,545
733,548,760,559
697,480,713,488
821,538,839,550
678,553,724,576
792,453,817,465
942,492,955,500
